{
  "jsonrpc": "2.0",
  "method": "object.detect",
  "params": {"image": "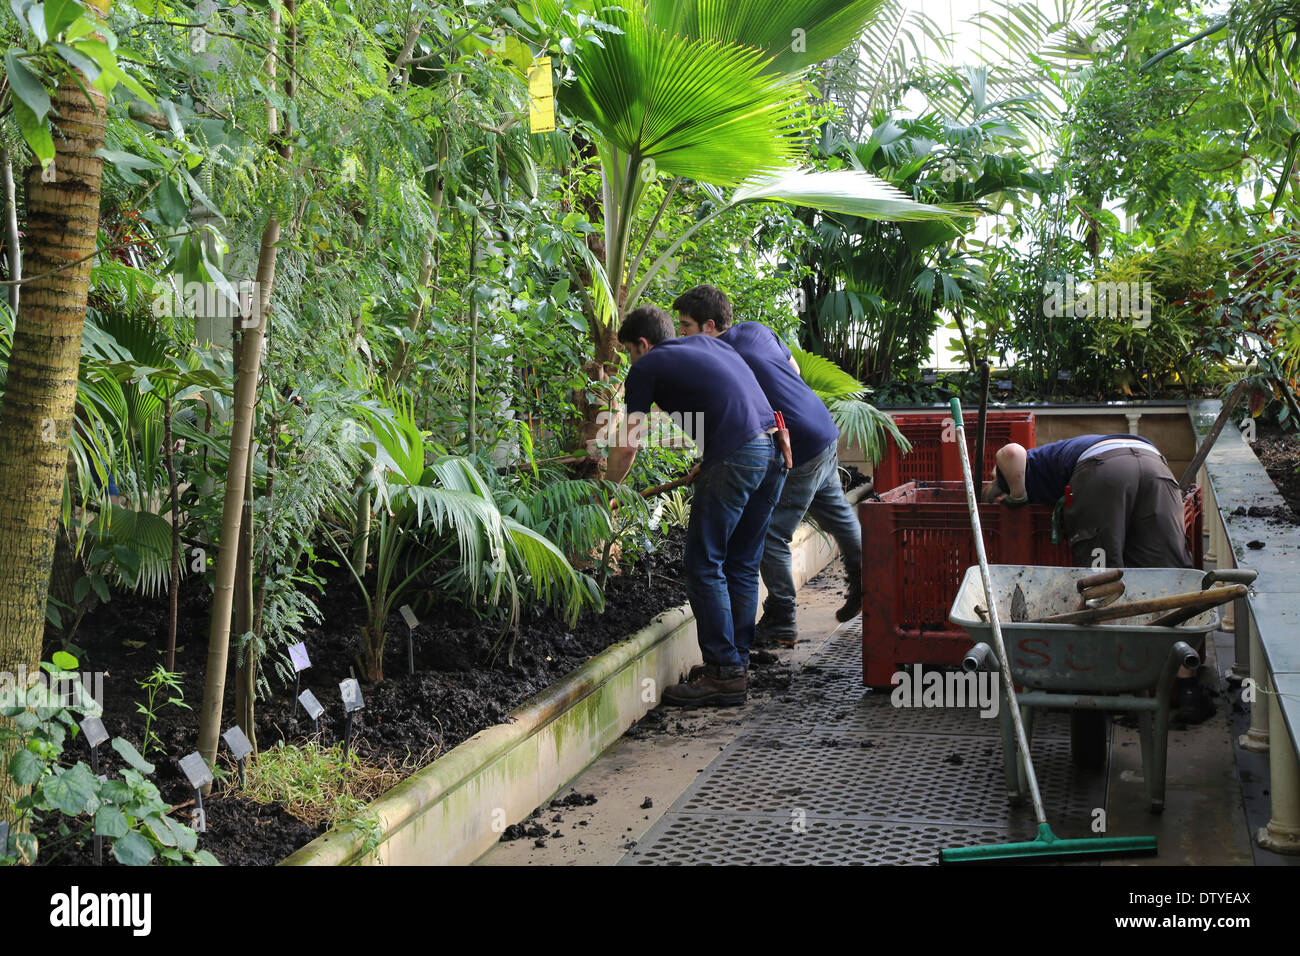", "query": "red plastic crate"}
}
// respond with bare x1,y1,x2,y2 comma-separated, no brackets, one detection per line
858,481,1204,686
872,411,1036,492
